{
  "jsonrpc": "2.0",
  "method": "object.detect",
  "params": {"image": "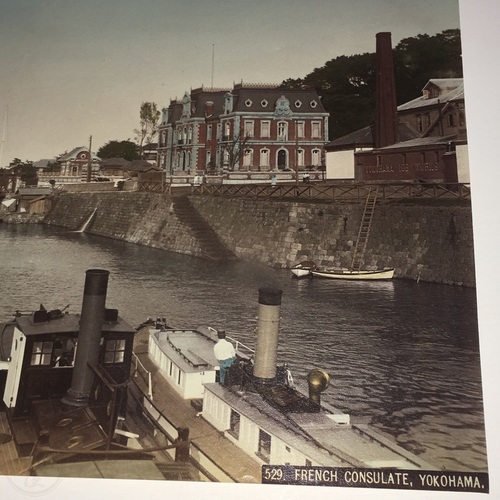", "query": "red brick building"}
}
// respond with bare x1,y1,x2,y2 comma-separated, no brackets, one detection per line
157,83,329,180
